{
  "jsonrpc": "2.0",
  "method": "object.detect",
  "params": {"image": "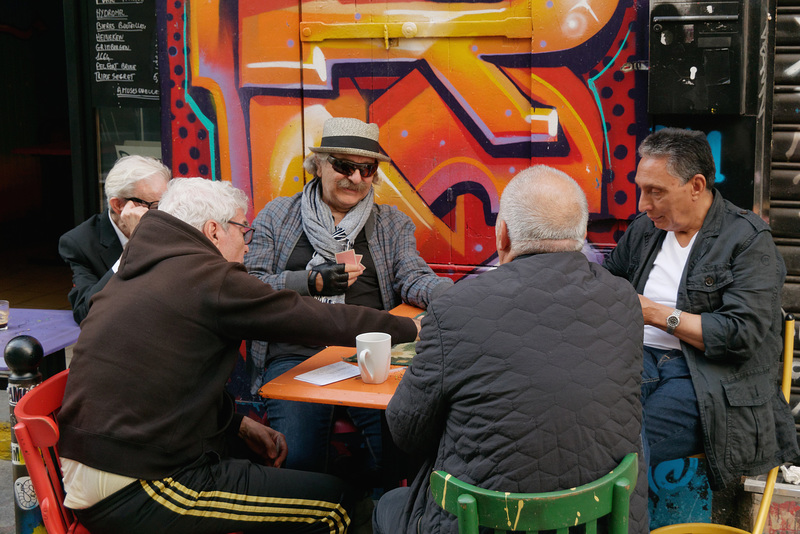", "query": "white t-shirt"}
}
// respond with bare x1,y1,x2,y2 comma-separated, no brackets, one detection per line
108,209,128,273
642,232,697,350
61,457,136,509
